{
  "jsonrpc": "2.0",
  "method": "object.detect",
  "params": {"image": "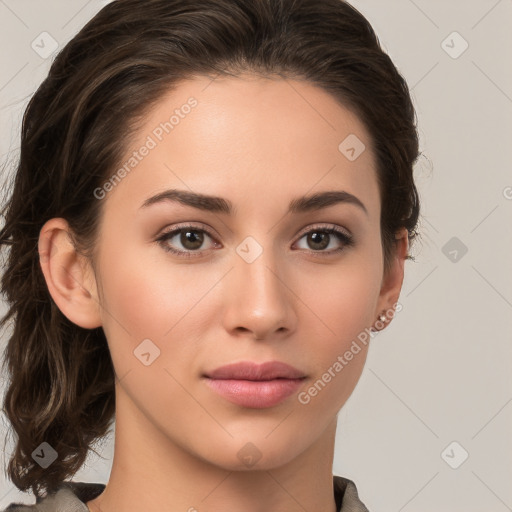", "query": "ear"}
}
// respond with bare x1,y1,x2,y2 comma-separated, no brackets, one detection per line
38,218,102,329
374,227,409,327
